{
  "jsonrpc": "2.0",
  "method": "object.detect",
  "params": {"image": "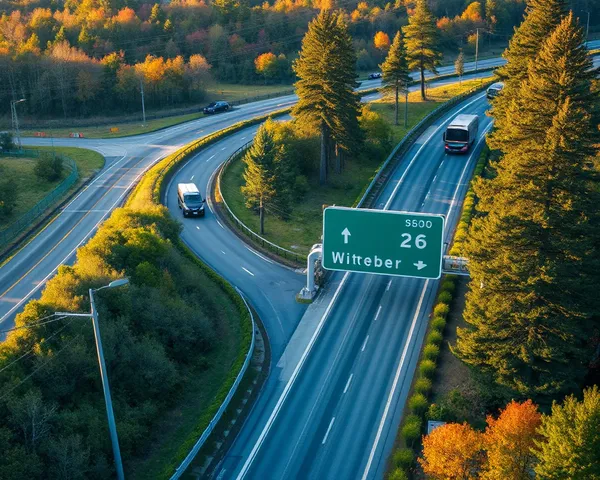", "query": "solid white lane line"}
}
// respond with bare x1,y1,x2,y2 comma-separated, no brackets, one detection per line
343,374,353,394
242,267,255,276
386,280,392,291
236,271,351,480
361,335,370,352
361,279,430,480
374,305,382,321
383,93,486,211
322,417,336,445
216,220,225,229
190,175,194,180
246,246,274,264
